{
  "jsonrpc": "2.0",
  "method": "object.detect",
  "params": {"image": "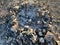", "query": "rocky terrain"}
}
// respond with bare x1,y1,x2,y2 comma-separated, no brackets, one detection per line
0,0,60,45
